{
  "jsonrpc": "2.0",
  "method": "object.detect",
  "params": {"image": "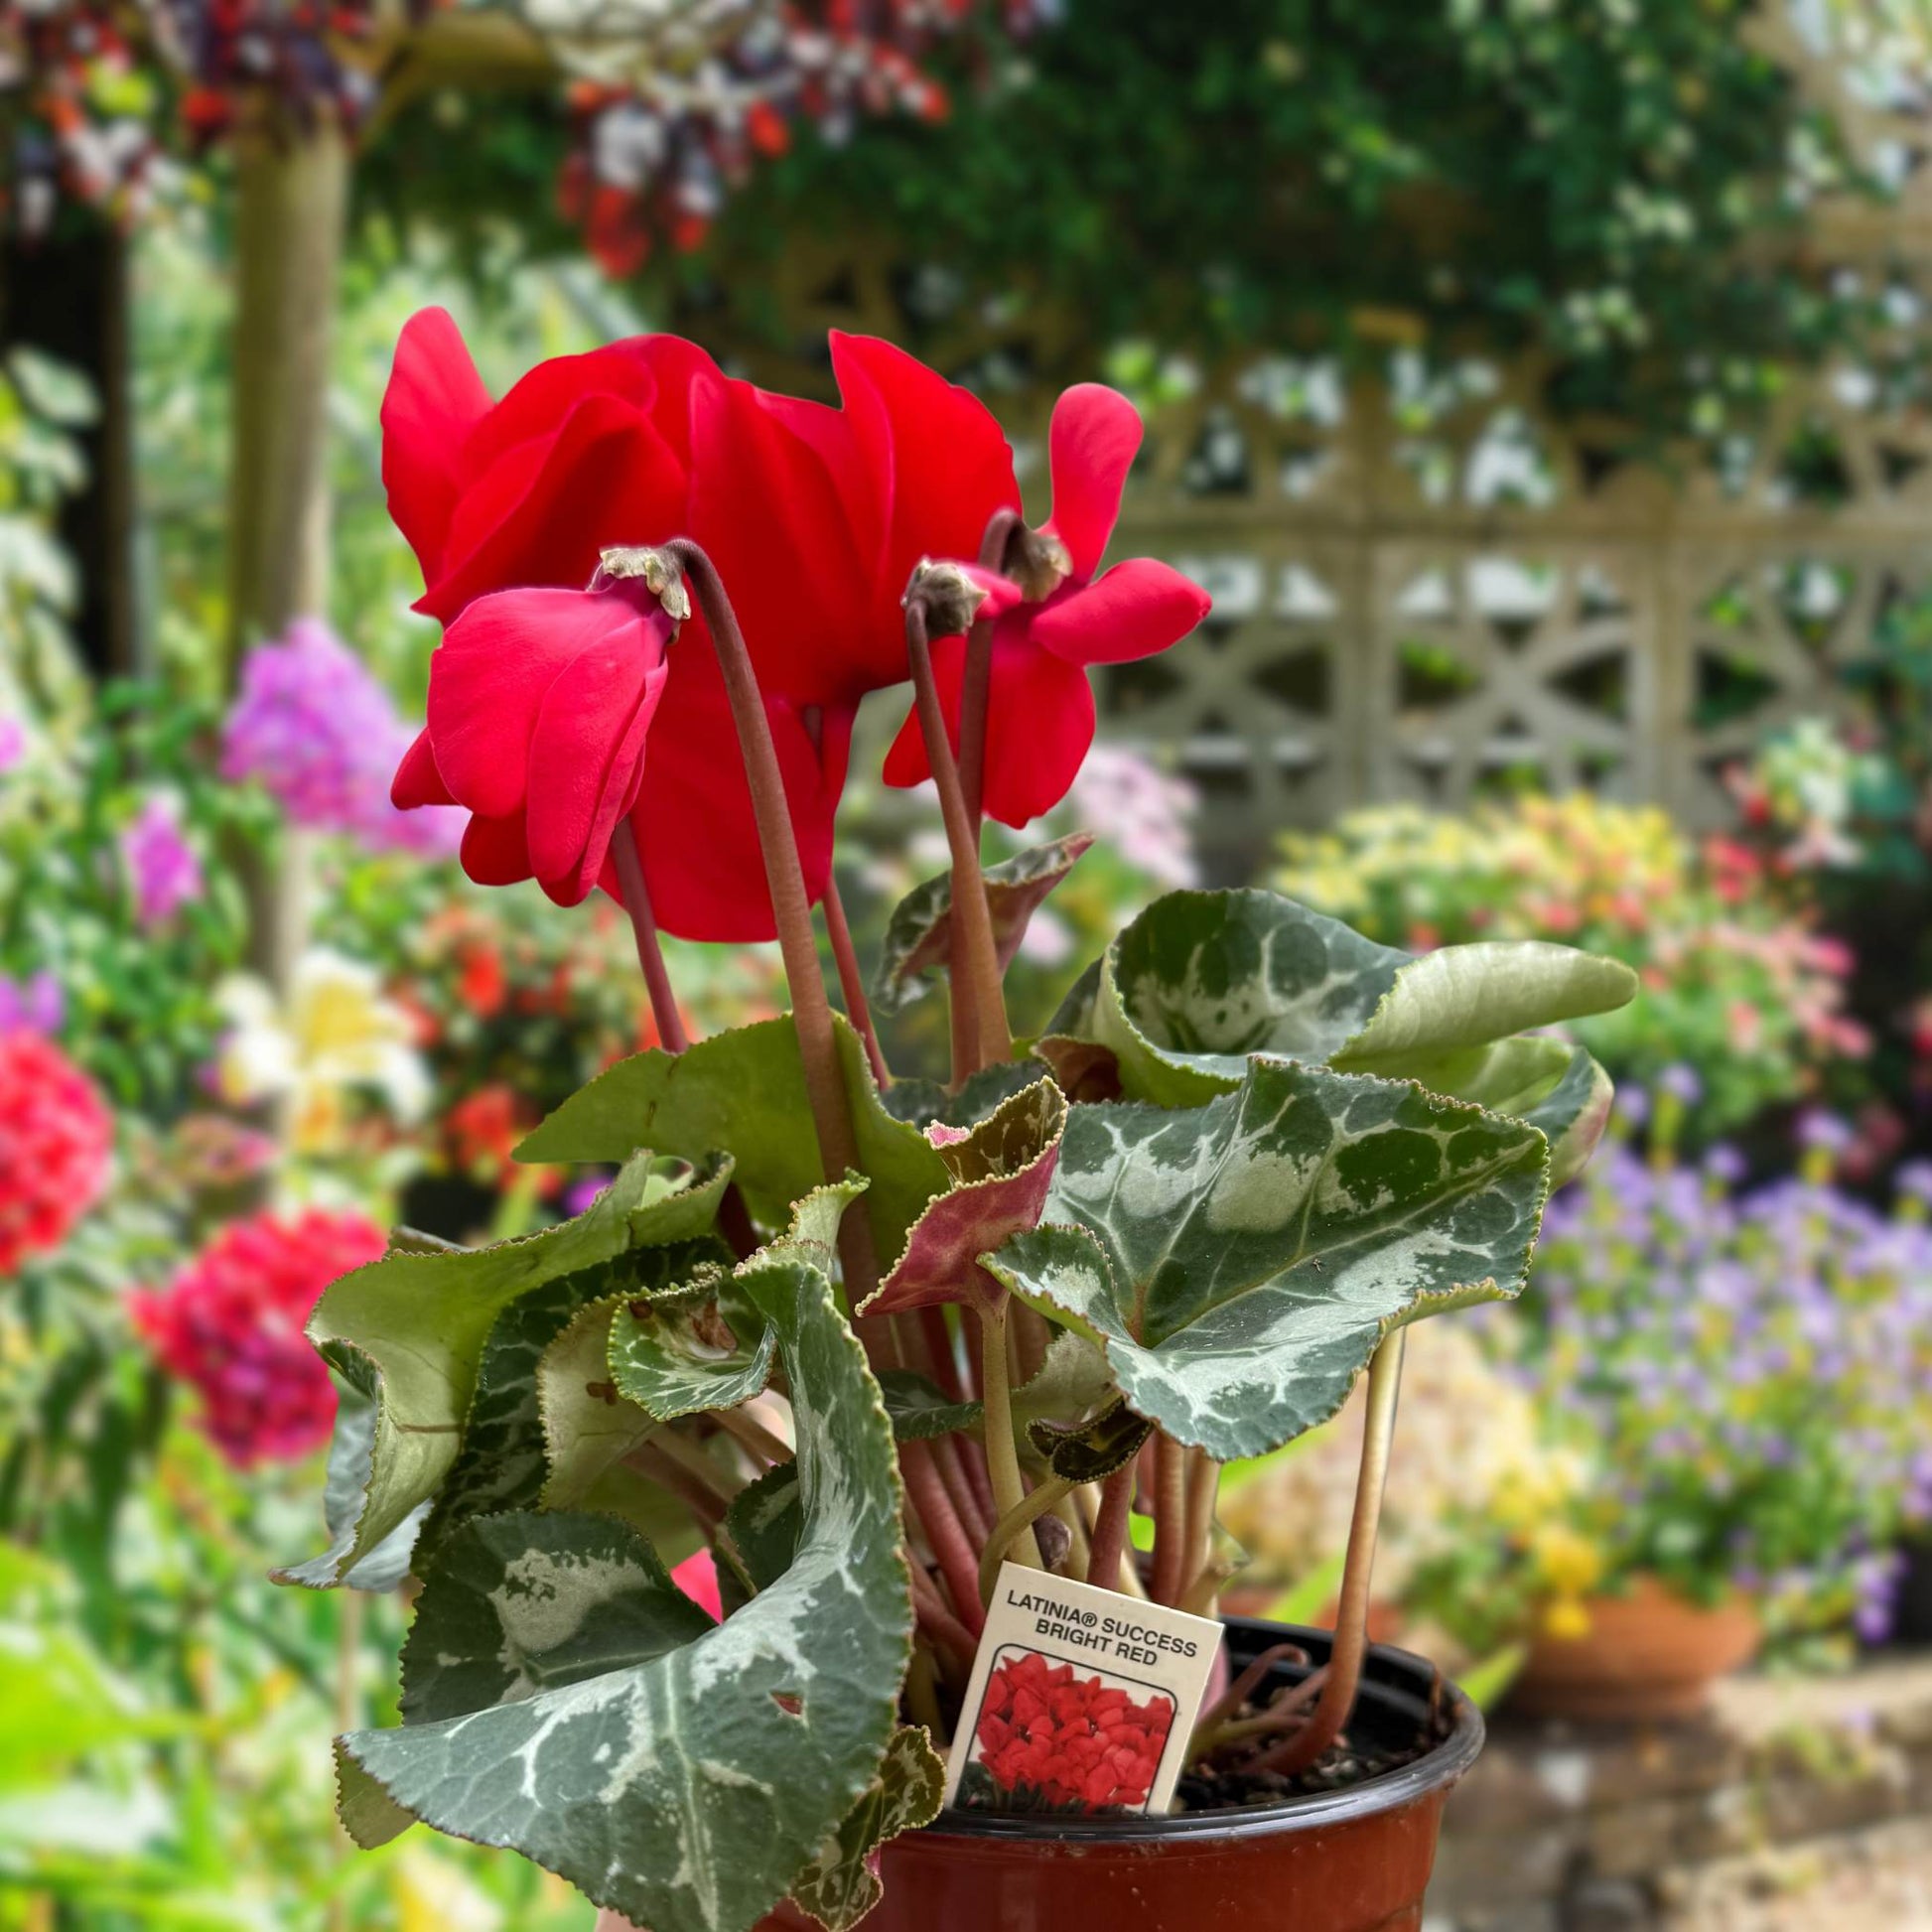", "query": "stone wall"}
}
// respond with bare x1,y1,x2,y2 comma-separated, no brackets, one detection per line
1425,1658,1932,1931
